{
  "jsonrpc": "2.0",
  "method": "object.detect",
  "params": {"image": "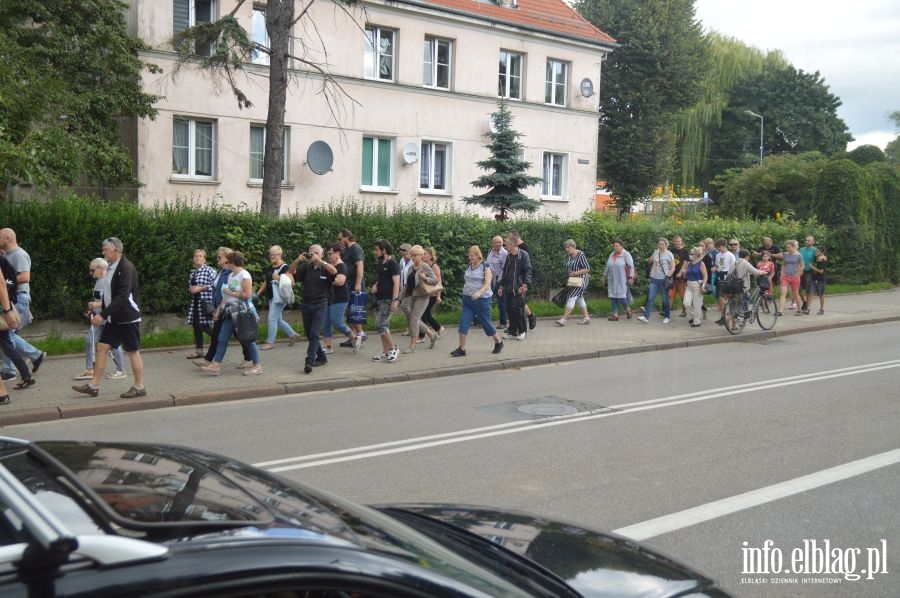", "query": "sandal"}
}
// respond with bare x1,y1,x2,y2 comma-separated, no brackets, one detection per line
607,314,619,321
626,308,633,319
0,394,8,405
186,352,204,359
774,312,783,316
14,378,36,390
817,309,824,315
